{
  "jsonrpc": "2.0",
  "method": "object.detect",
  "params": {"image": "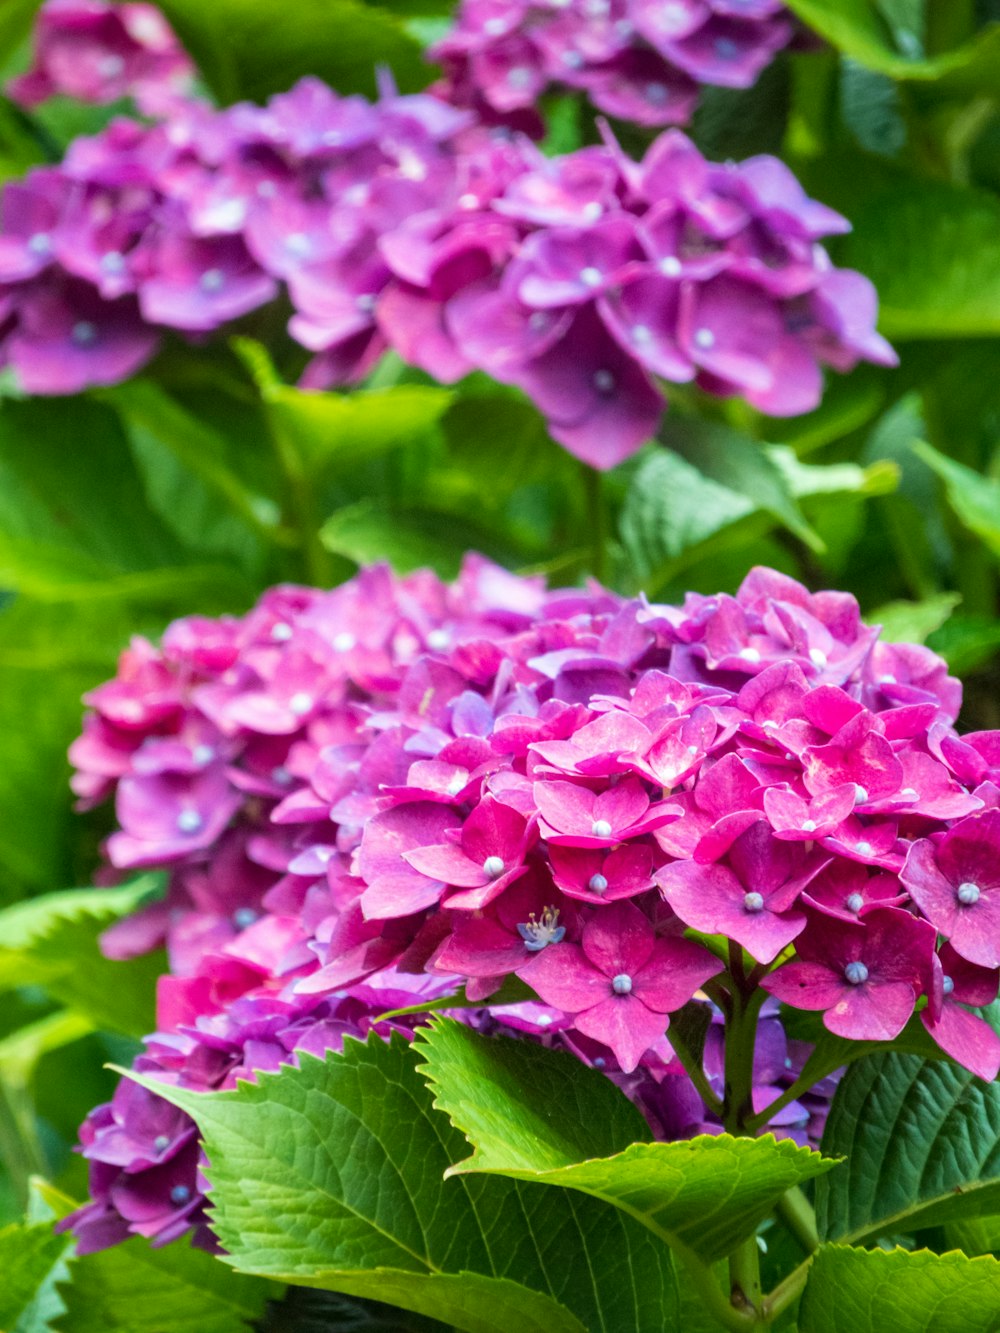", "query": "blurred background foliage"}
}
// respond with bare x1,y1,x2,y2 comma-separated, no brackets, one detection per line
3,0,1000,1275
